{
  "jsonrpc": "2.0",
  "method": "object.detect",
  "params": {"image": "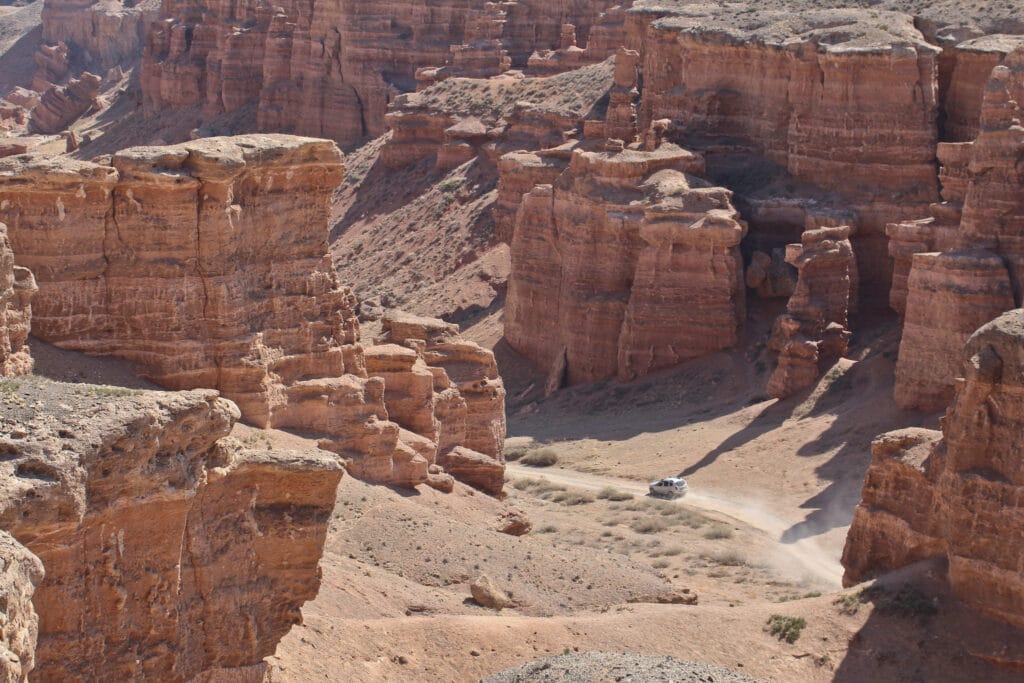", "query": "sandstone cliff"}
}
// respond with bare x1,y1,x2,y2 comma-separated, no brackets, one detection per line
630,4,941,304
892,51,1024,410
141,0,623,147
0,379,343,681
0,533,42,683
0,134,506,491
504,142,747,387
0,223,36,378
843,308,1024,628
